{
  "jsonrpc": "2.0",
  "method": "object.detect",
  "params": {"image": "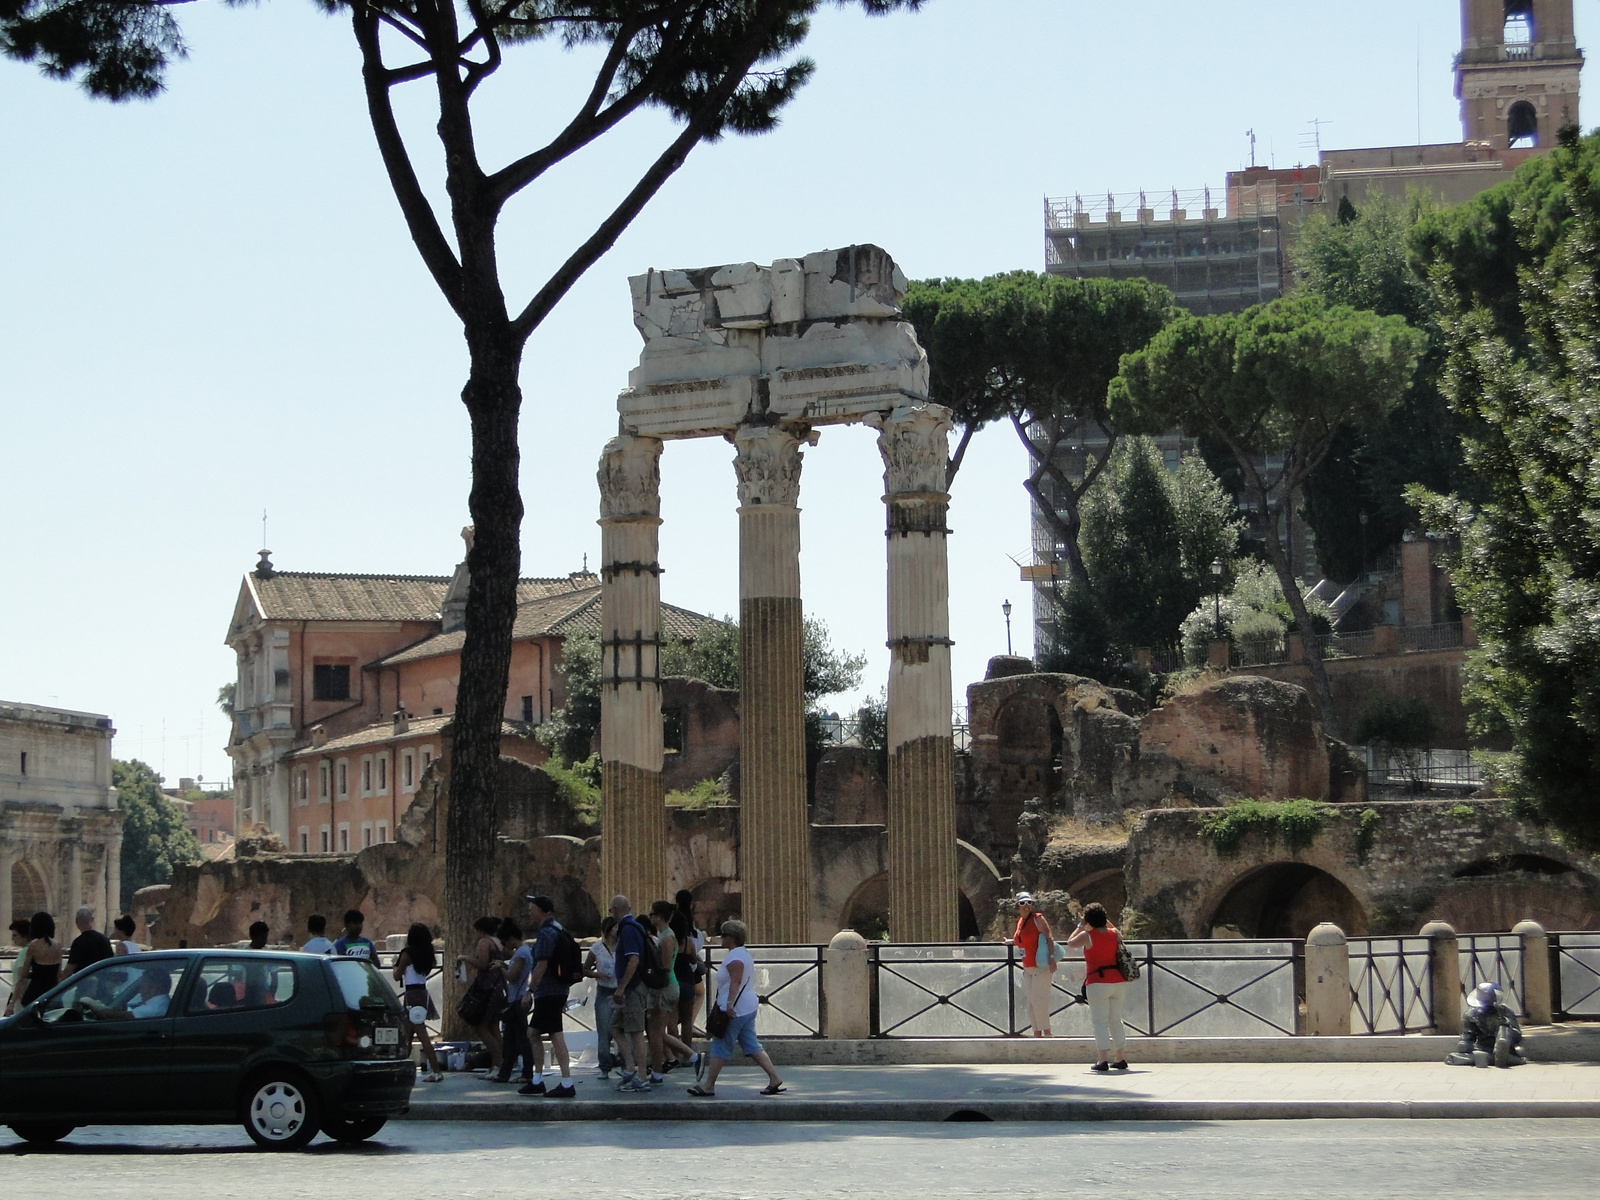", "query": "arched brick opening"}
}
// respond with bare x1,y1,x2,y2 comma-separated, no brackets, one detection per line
990,693,1066,861
842,869,985,942
10,859,48,922
1066,867,1127,918
1211,863,1367,939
